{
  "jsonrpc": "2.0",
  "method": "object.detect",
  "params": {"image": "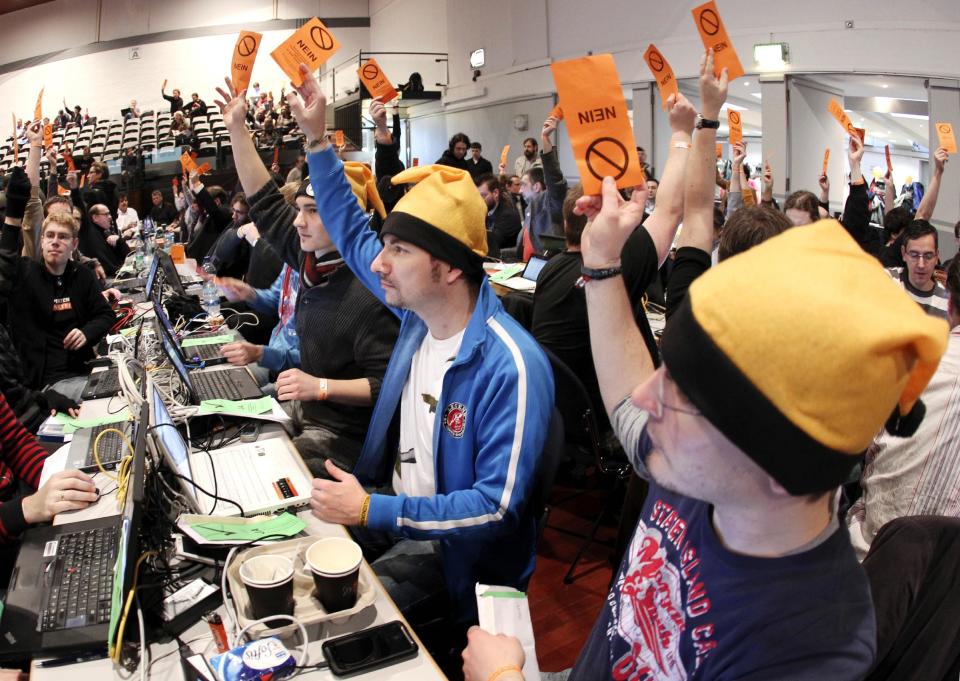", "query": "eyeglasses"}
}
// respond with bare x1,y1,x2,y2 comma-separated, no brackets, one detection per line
905,251,937,262
650,370,702,420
